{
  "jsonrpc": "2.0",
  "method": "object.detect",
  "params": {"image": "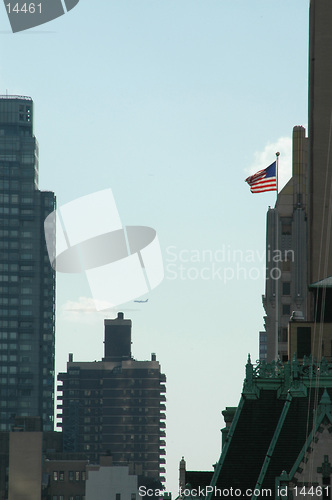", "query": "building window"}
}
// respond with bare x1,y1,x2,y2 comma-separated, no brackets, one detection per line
53,471,58,481
297,327,311,358
59,471,64,481
20,344,32,351
21,299,32,306
282,259,291,271
282,282,291,295
278,328,288,343
20,366,30,373
282,304,291,315
116,495,121,500
21,197,33,204
281,222,292,235
75,471,80,481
